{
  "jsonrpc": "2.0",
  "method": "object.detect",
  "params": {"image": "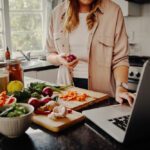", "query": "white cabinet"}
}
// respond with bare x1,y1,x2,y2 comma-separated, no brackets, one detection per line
36,69,58,83
24,69,58,83
24,71,37,79
112,0,141,16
